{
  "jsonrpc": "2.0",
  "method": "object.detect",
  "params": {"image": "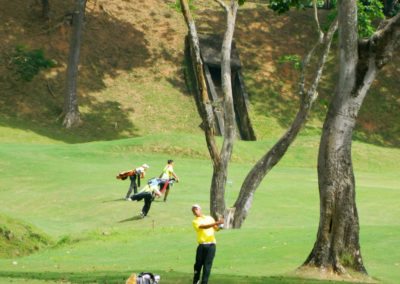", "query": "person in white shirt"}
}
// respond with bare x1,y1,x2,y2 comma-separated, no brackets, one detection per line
123,164,149,199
